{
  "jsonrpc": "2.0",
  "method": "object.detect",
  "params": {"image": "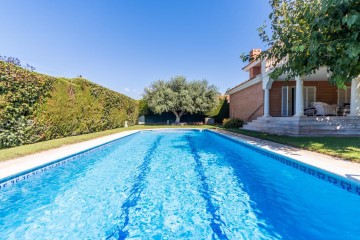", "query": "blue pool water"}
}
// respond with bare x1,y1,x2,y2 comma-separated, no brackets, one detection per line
0,130,359,239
